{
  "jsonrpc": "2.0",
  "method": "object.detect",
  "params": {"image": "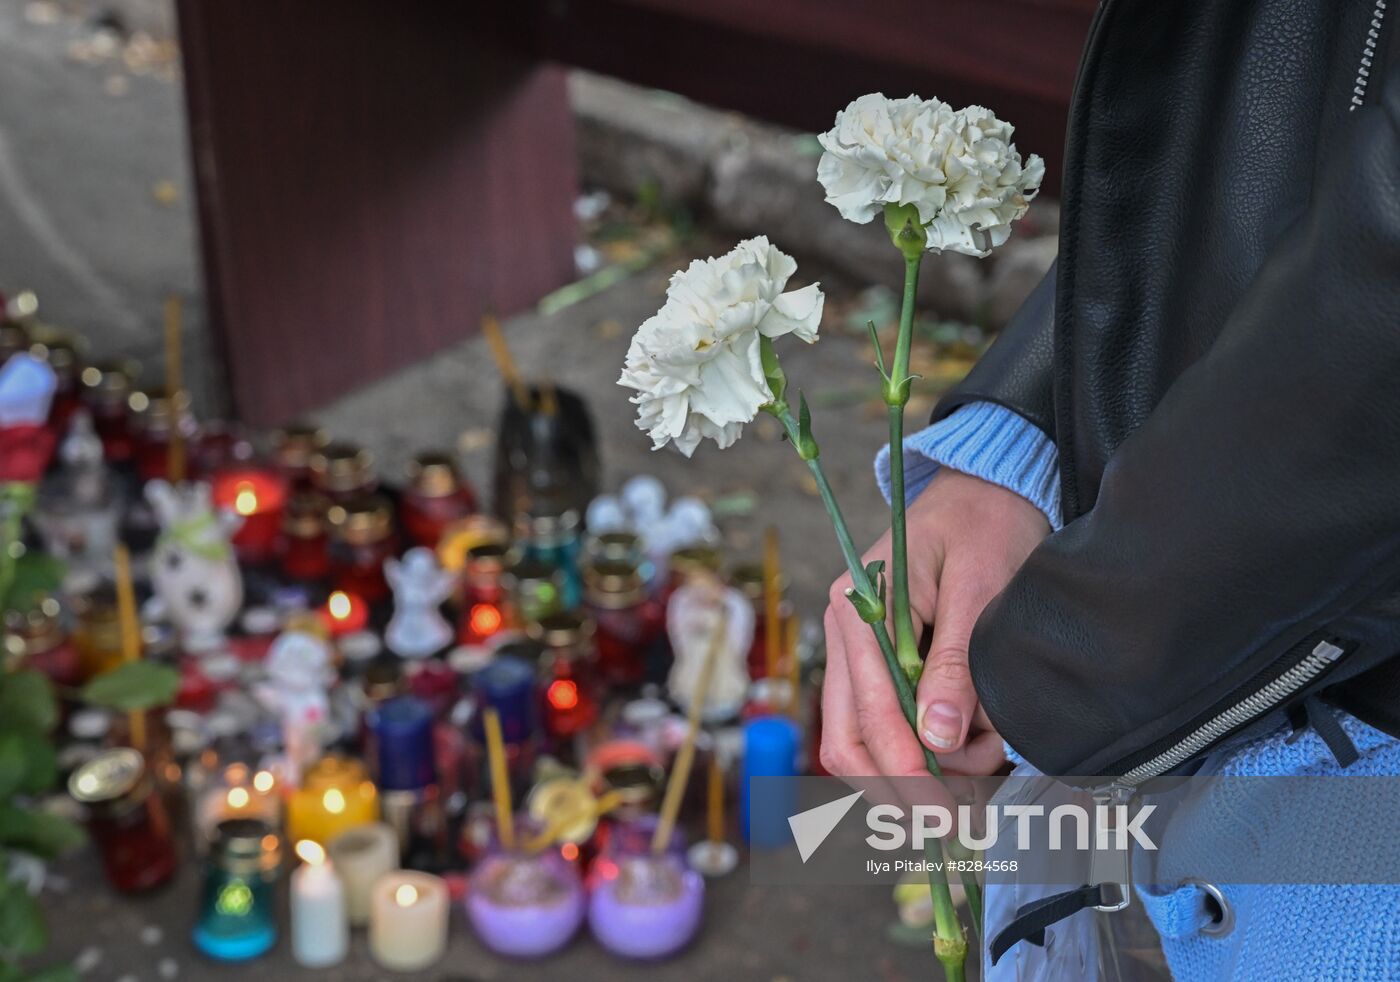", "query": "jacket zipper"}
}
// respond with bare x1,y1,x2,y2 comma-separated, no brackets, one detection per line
1112,639,1346,790
1351,0,1389,110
